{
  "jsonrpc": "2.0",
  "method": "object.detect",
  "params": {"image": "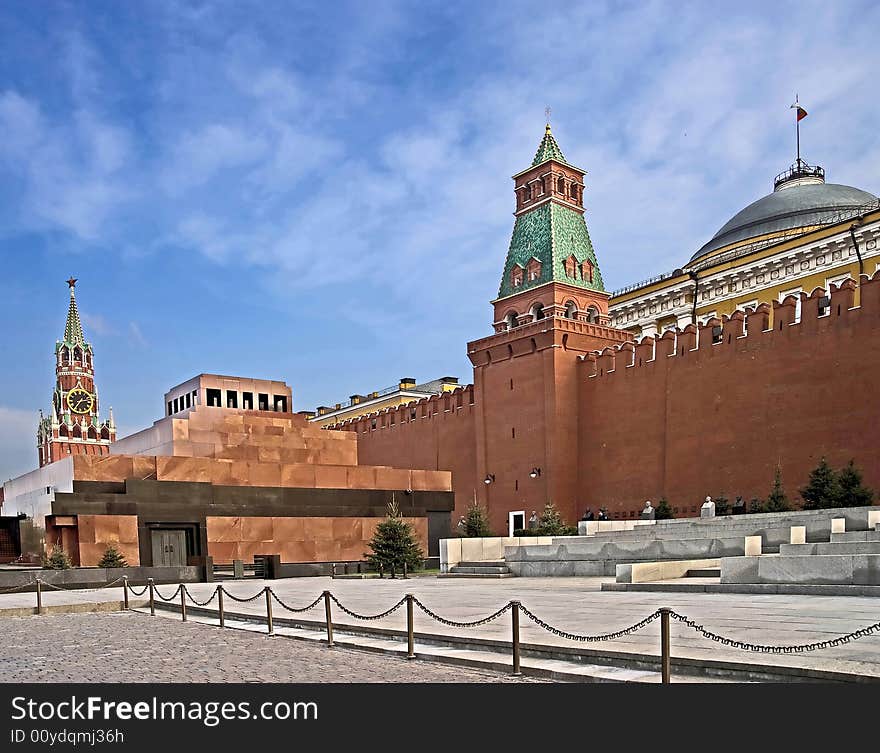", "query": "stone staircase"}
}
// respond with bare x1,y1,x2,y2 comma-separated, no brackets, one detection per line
440,560,513,578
